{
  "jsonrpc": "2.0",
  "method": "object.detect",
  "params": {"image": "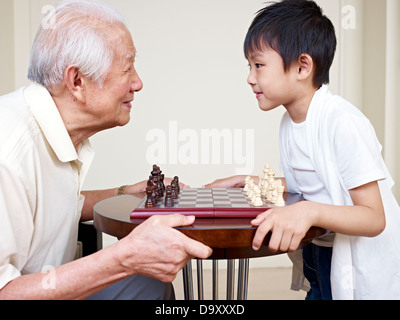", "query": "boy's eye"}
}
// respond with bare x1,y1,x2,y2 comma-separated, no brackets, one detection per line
255,63,262,69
